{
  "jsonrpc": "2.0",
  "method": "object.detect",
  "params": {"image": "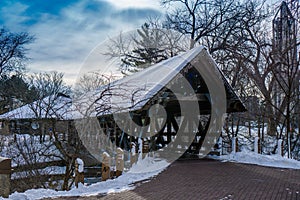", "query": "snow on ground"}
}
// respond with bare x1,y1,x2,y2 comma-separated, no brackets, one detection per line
2,156,170,200
130,154,170,174
2,150,300,200
0,134,61,167
211,150,300,169
11,166,66,180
